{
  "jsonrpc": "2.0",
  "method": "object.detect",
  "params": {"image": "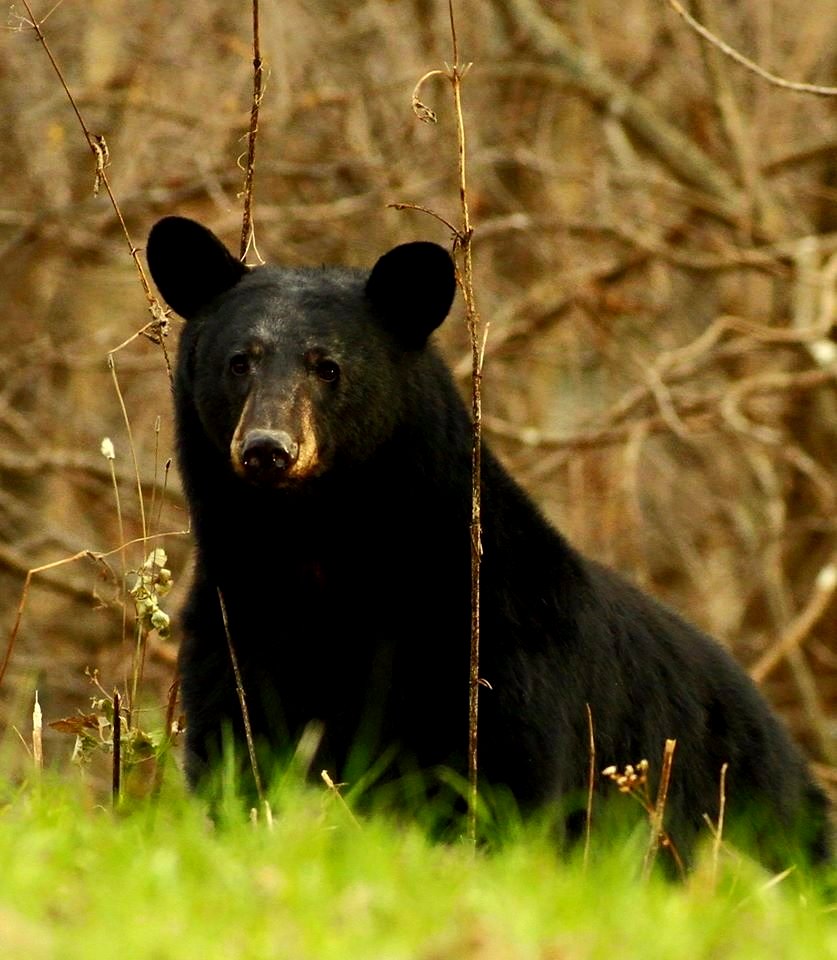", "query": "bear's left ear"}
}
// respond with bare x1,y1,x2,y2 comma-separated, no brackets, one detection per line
365,242,456,348
146,216,248,320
